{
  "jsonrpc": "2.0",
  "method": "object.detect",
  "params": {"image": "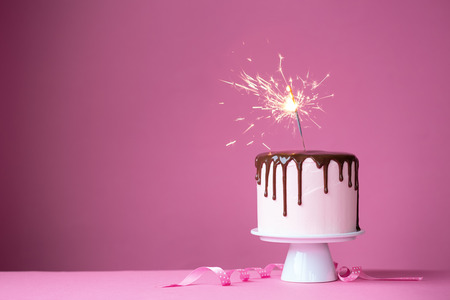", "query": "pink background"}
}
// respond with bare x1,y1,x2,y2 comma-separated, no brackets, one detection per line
1,0,450,271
